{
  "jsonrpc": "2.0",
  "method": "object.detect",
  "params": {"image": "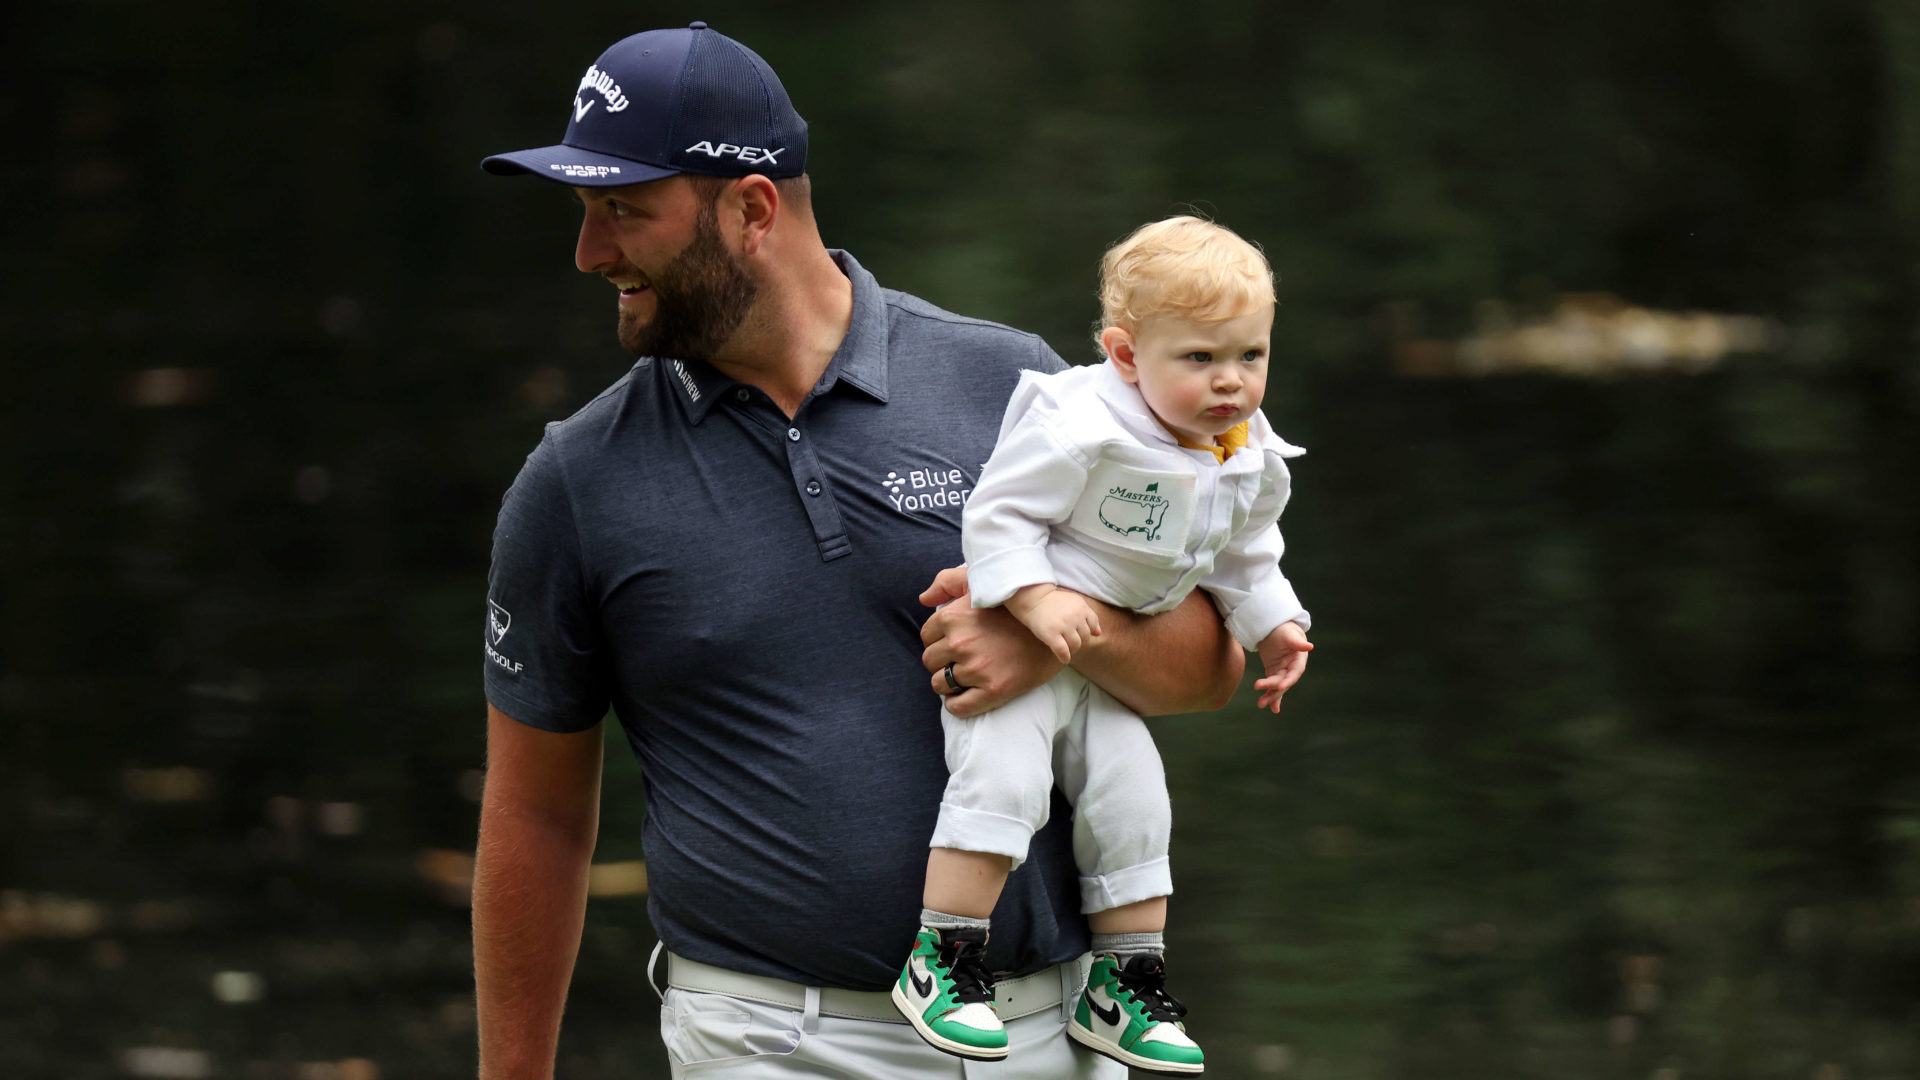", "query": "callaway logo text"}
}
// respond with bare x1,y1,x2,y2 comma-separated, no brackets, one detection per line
573,64,630,121
684,141,786,166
